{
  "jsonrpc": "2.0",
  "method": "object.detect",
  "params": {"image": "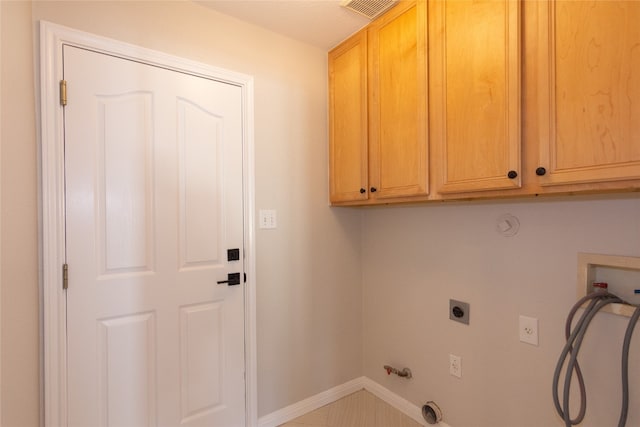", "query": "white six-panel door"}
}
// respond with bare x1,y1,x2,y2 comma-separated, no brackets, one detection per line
63,45,245,427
